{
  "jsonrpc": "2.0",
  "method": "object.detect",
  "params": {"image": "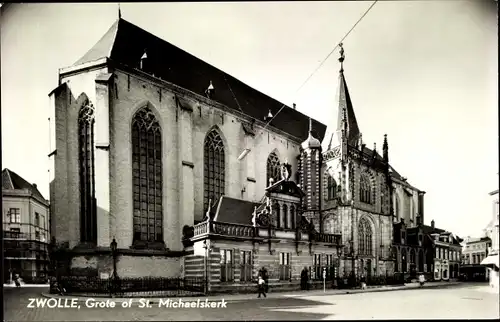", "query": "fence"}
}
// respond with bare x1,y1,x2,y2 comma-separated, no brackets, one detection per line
51,276,206,297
